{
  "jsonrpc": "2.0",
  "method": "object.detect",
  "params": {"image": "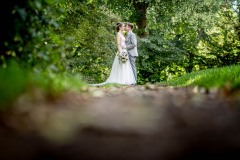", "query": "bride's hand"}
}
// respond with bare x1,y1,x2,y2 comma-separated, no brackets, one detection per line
122,45,126,49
